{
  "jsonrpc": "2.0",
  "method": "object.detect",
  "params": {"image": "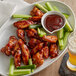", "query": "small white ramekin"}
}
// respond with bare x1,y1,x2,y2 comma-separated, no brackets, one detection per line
41,11,66,34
